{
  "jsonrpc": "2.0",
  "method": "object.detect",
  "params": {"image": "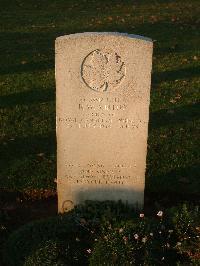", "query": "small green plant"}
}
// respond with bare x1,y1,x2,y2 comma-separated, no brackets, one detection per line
167,204,200,262
89,204,200,265
24,240,65,266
